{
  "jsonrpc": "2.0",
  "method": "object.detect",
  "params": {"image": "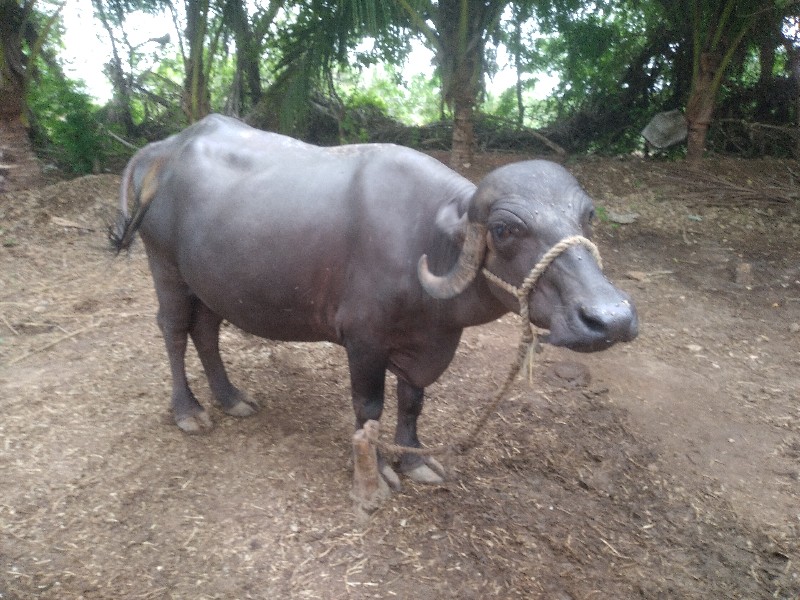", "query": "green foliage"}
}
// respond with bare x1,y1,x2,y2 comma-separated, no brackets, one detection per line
339,65,441,125
486,86,518,122
50,0,800,160
513,0,686,153
28,60,105,175
484,81,556,129
538,1,659,110
261,0,415,139
130,53,186,137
